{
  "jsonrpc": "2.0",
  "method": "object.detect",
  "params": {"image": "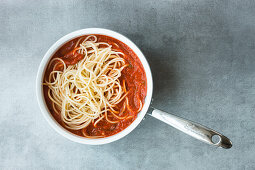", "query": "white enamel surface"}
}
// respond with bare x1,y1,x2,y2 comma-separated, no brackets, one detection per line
36,28,153,145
